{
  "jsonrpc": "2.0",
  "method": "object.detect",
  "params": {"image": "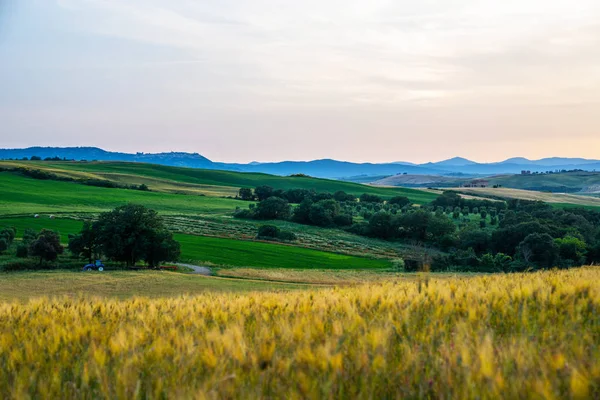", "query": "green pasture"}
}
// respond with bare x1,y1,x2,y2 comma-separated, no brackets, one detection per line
176,234,391,269
1,161,438,203
0,173,243,216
